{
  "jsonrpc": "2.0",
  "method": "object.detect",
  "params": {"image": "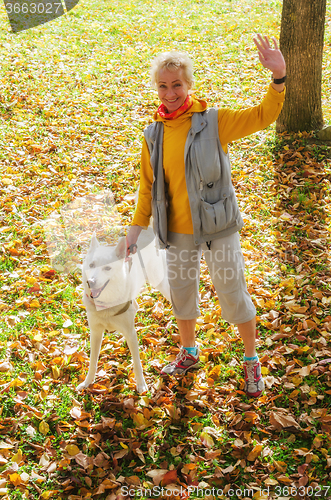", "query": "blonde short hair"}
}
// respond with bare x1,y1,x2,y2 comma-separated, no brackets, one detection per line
150,51,194,89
